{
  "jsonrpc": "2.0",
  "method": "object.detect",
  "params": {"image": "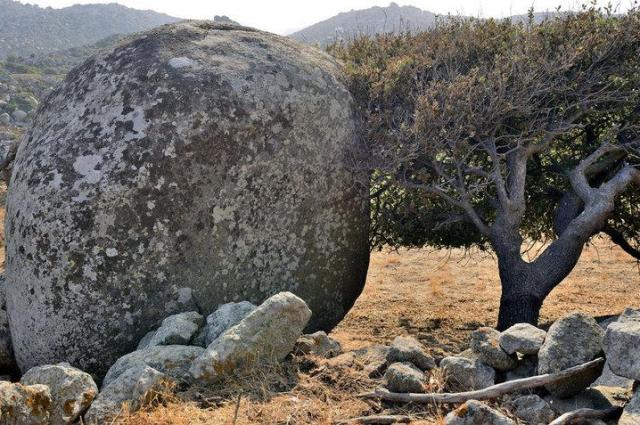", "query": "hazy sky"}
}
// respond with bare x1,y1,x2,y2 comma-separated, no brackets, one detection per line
17,0,635,35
